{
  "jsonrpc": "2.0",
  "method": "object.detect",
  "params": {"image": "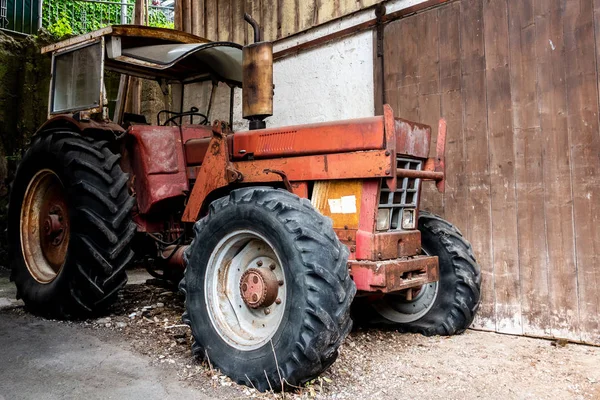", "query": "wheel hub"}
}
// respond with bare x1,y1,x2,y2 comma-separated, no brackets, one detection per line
44,205,67,246
239,267,279,308
20,169,70,284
